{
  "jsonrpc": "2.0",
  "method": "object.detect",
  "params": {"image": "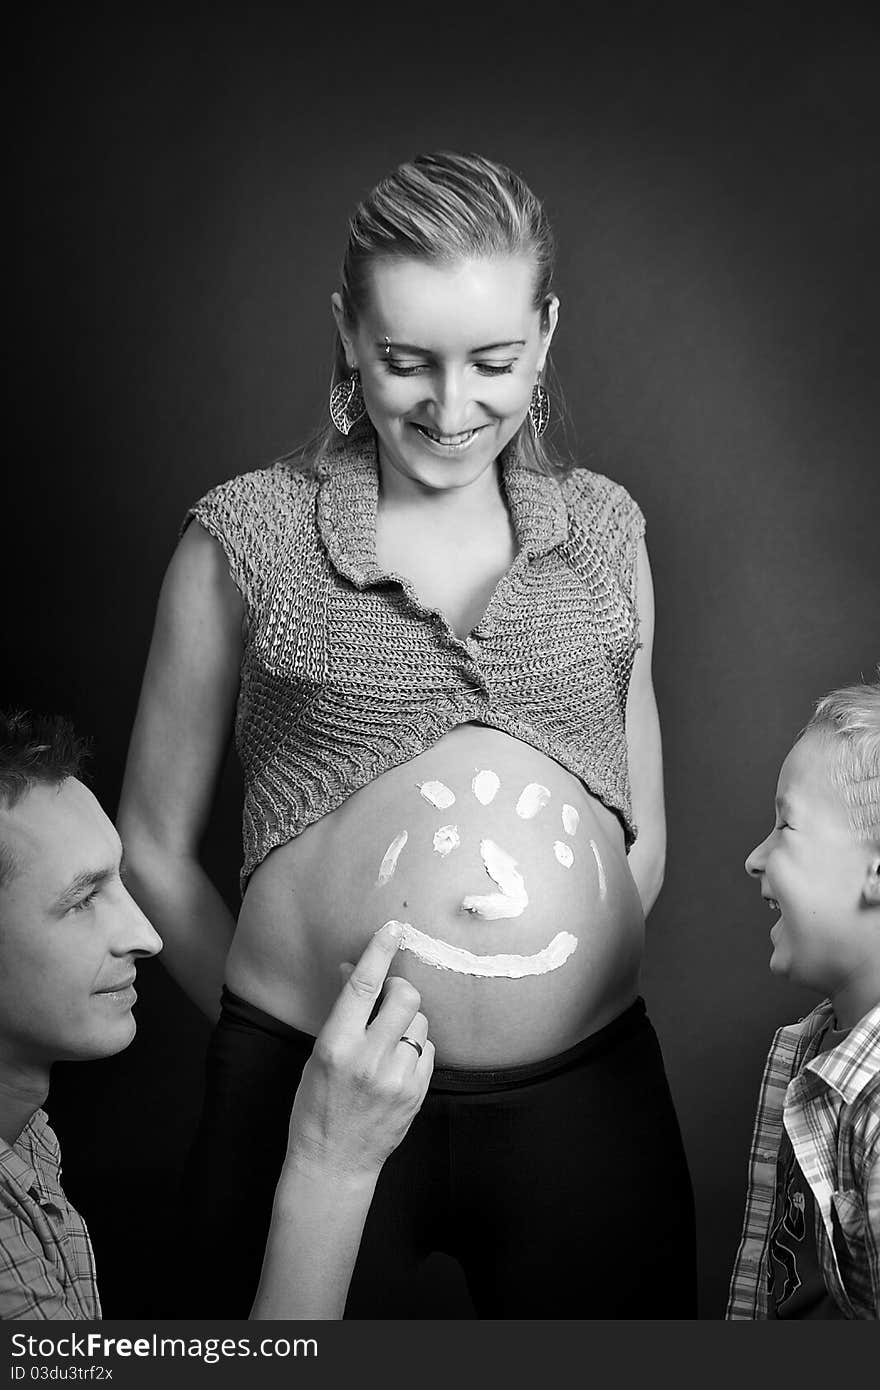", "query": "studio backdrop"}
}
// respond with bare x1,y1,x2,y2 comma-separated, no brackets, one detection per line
7,6,879,1317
